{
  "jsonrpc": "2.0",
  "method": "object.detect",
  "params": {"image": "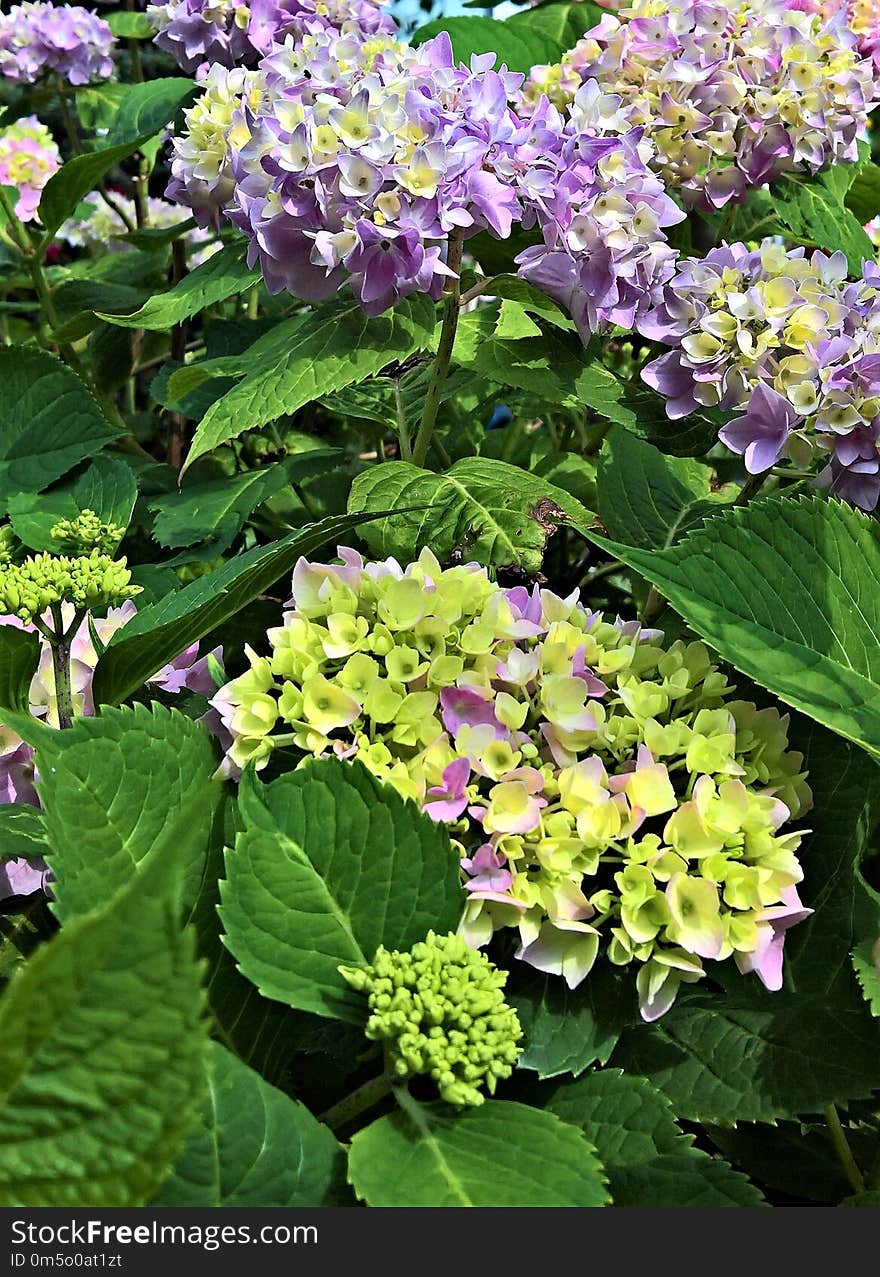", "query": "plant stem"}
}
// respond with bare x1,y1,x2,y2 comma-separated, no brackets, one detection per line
412,228,464,468
394,379,411,461
49,633,74,731
735,469,770,506
583,558,624,588
459,274,497,308
319,1073,394,1132
54,76,83,155
167,239,189,470
824,1103,865,1195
